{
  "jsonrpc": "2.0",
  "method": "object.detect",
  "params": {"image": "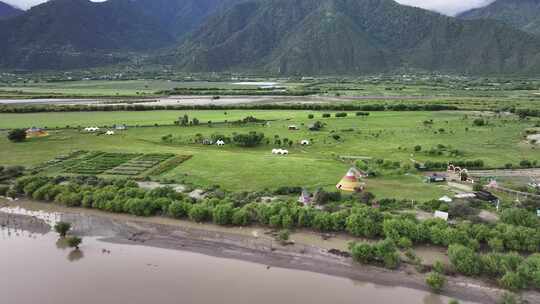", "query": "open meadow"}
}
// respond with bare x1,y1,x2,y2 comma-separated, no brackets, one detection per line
1,109,538,201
